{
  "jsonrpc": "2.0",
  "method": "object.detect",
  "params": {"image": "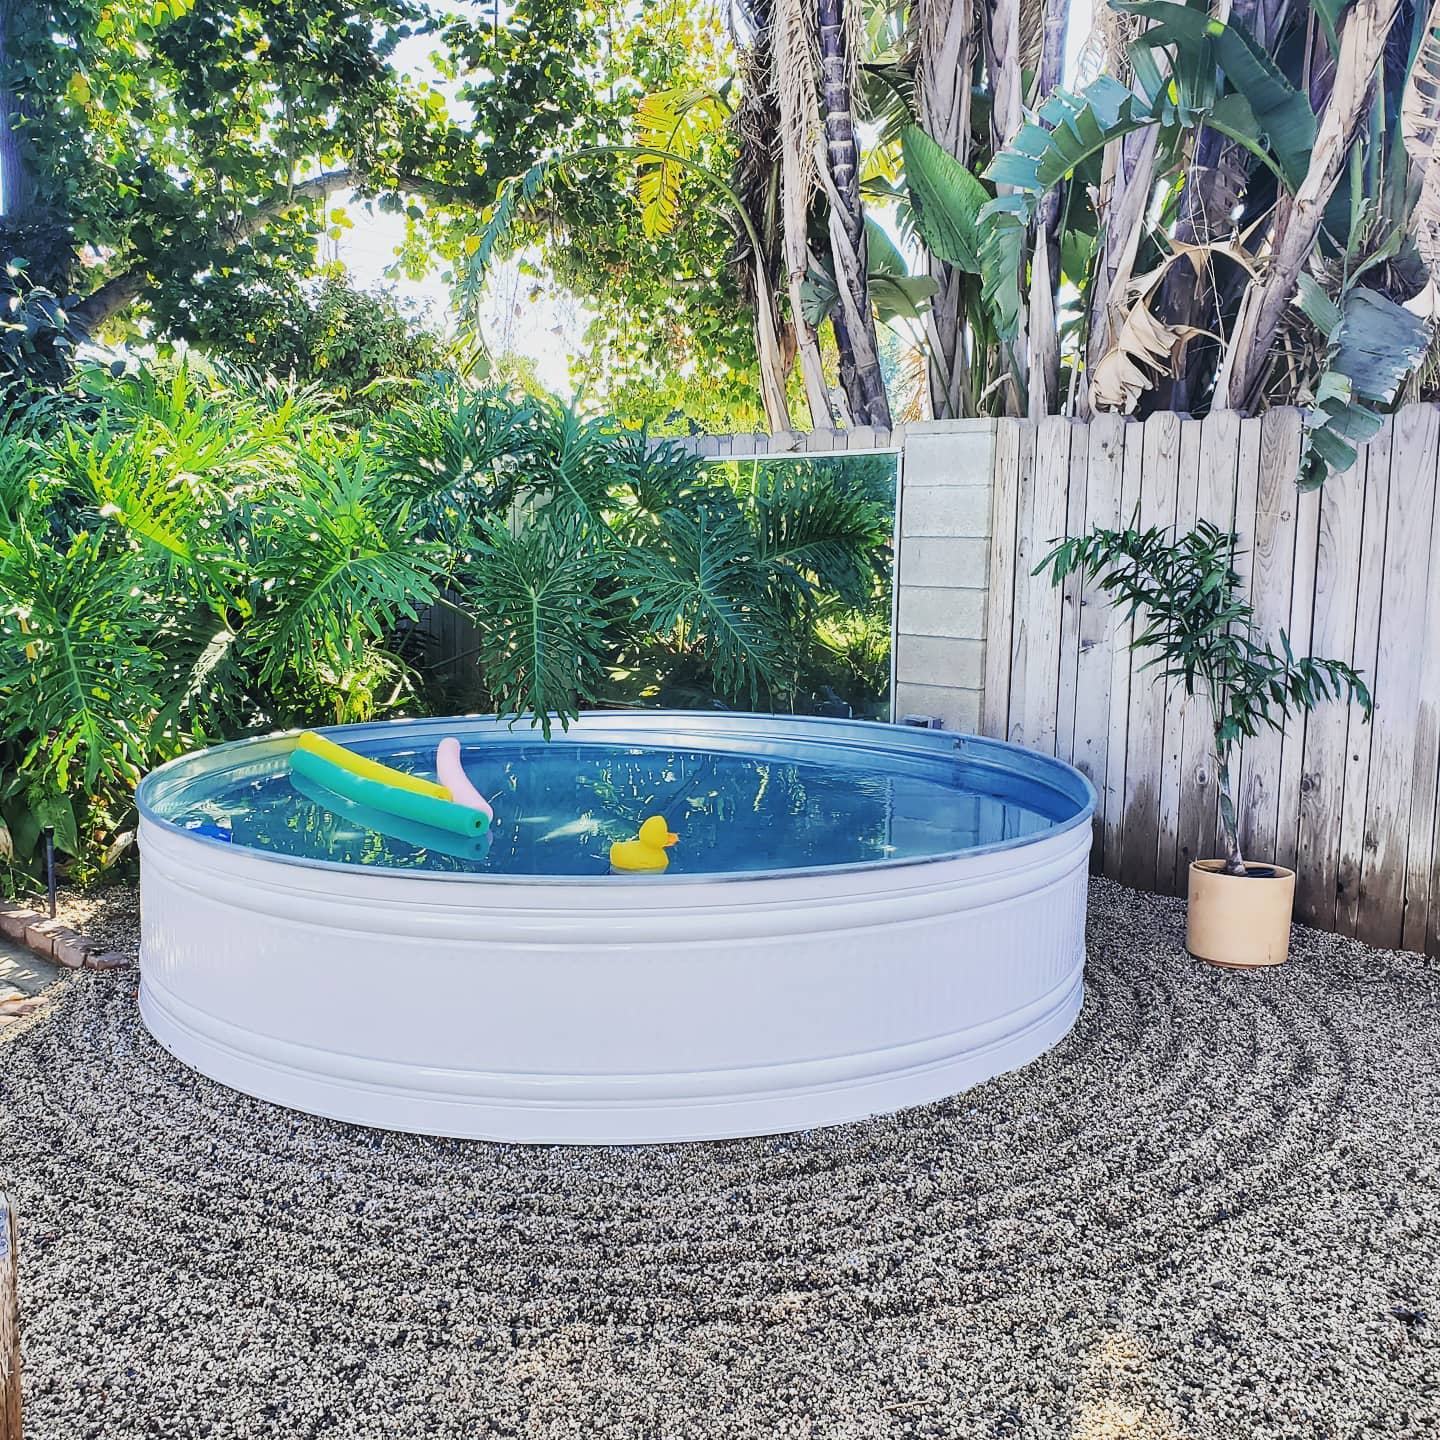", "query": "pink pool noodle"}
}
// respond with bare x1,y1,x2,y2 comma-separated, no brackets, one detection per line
436,737,494,821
